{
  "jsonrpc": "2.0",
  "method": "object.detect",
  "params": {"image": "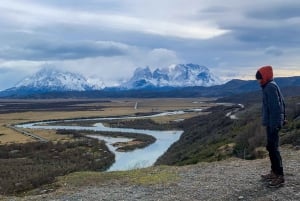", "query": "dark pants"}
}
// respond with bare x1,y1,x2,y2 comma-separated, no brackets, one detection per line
266,126,284,176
